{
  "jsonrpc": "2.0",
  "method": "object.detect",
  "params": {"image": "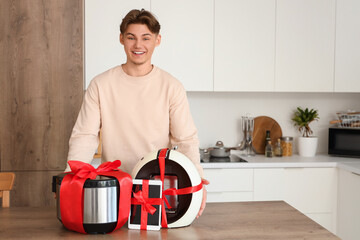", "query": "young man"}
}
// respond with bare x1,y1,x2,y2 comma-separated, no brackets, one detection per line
66,9,208,217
